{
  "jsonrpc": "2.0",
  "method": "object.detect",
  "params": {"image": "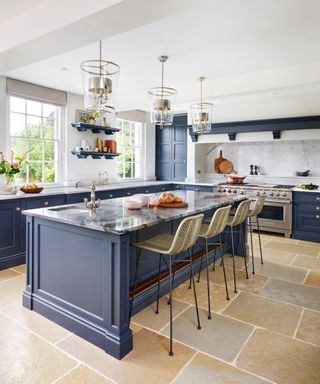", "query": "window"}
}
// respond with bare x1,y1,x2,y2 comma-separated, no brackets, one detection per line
9,96,61,184
117,119,142,179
